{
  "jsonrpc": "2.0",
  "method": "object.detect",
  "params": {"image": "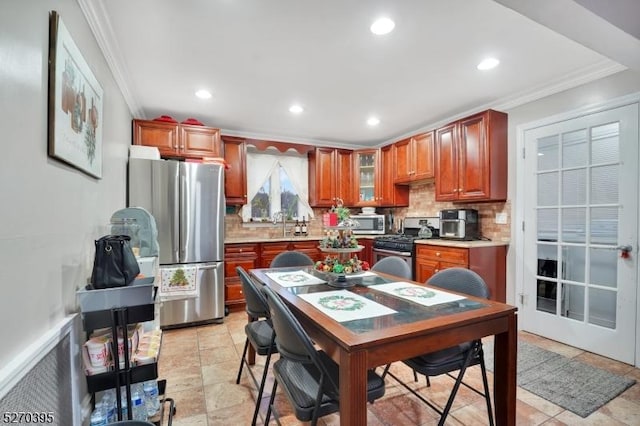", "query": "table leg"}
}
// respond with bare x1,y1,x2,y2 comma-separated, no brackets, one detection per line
493,313,517,425
339,349,368,425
